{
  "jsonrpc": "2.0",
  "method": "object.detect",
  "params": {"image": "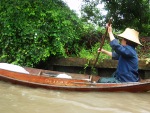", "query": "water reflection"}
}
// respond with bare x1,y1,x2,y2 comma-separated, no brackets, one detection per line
0,81,149,113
